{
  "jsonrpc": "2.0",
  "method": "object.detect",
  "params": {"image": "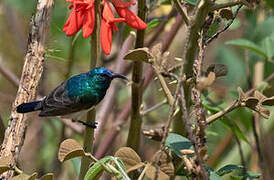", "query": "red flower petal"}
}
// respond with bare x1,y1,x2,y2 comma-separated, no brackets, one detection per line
115,7,147,30
63,9,85,36
101,19,112,55
82,6,95,38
